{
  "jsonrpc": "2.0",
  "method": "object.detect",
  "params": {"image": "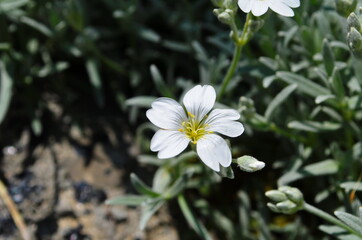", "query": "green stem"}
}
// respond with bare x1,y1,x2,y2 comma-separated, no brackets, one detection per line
217,44,243,101
304,203,362,238
217,13,252,101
